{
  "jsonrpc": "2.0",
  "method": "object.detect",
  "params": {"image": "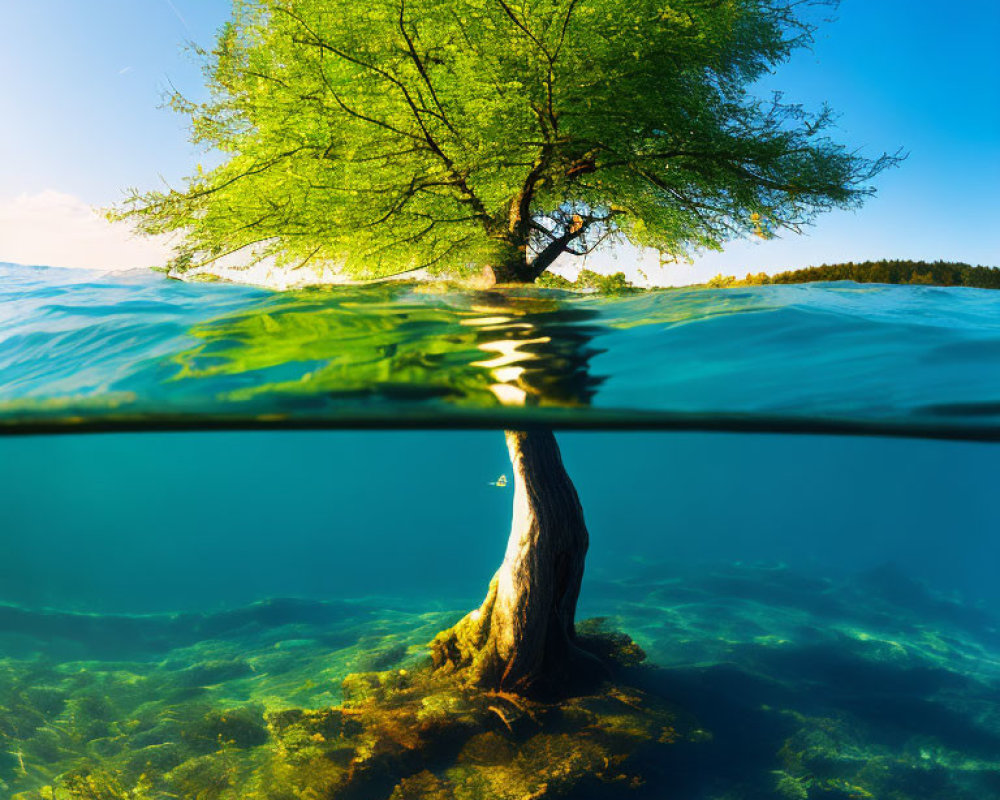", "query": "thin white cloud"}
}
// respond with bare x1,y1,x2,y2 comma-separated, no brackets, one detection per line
162,0,191,33
0,190,173,271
